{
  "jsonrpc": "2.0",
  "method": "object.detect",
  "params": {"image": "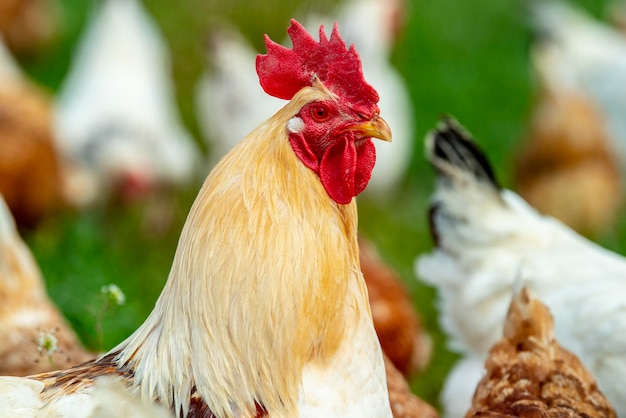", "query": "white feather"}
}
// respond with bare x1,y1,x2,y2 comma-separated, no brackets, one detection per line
0,377,43,418
297,277,391,418
88,376,173,418
439,355,485,418
0,376,96,418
